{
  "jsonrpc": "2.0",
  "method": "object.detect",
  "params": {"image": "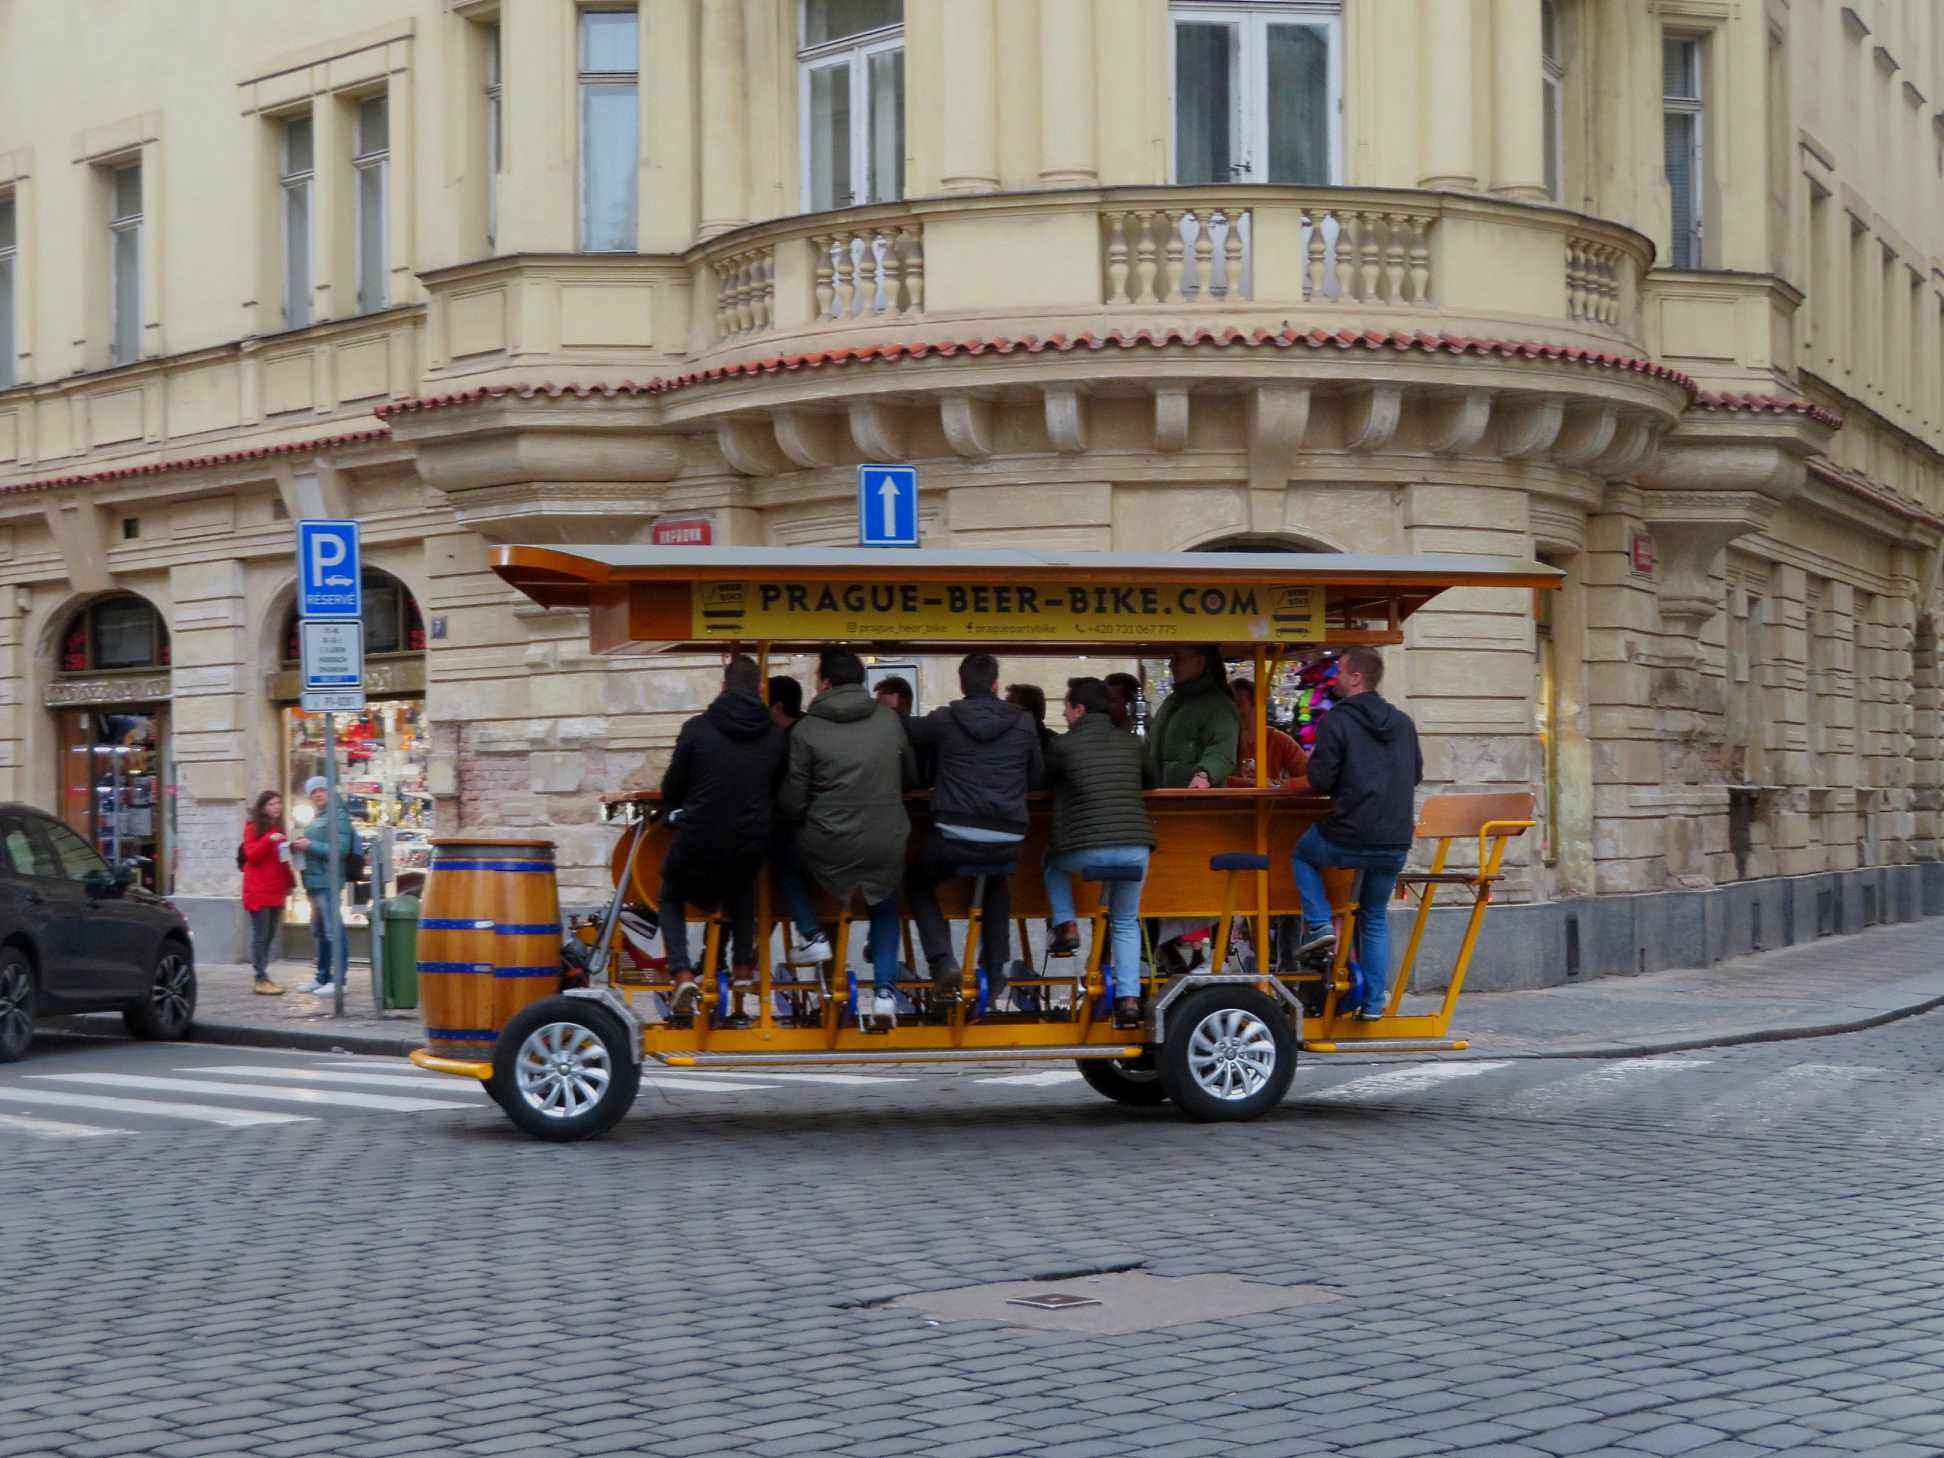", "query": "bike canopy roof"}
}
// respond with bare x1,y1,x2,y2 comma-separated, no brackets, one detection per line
492,545,1560,657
